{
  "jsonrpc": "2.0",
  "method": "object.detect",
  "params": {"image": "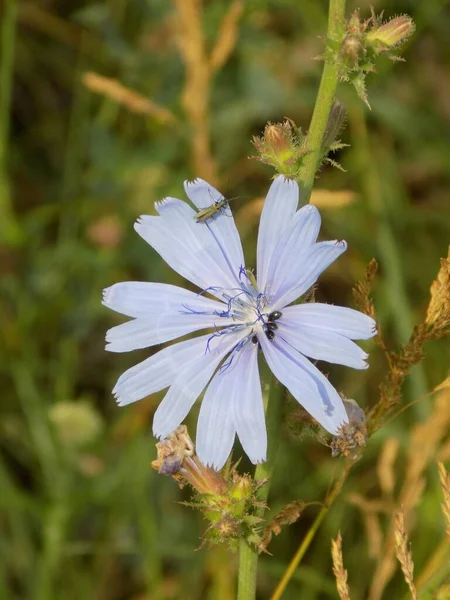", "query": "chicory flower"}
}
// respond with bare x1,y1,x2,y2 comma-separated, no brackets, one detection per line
103,177,376,469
